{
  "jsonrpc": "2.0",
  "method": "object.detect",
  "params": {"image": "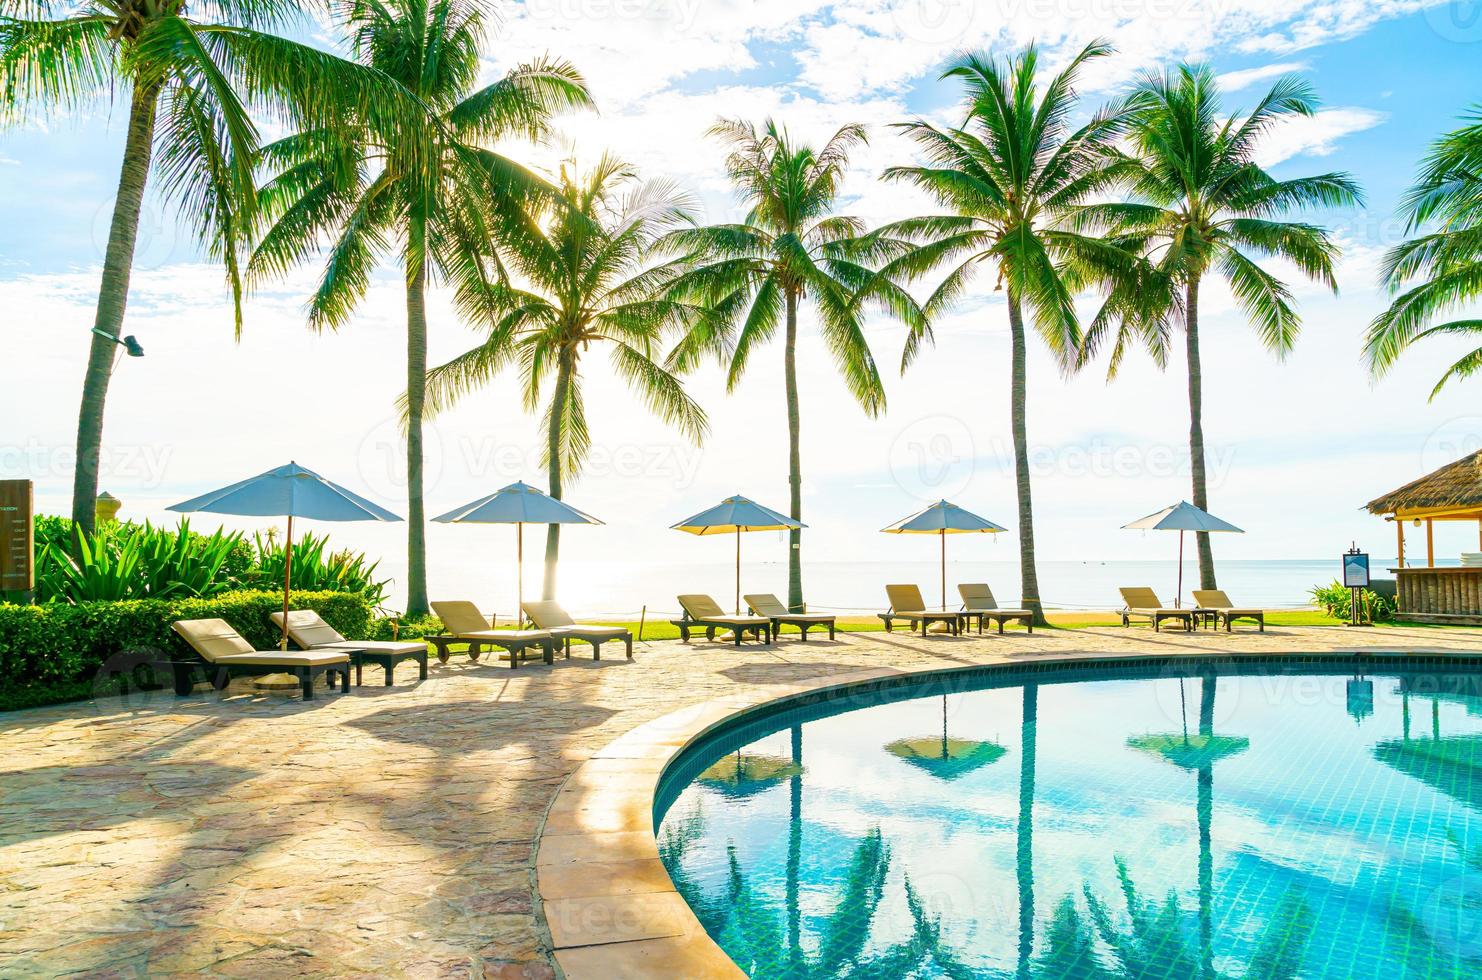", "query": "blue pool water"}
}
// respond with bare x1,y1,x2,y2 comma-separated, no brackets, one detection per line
655,660,1482,979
